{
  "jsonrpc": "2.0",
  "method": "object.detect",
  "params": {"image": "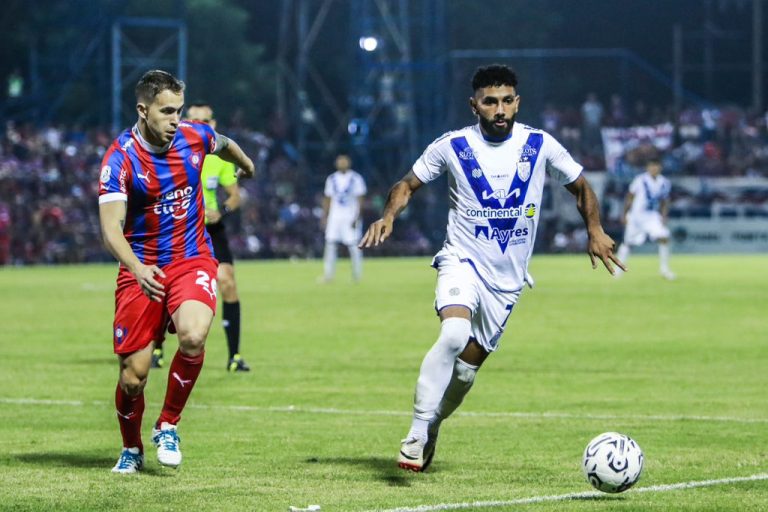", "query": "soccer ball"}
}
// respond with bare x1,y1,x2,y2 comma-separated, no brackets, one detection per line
582,432,644,493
